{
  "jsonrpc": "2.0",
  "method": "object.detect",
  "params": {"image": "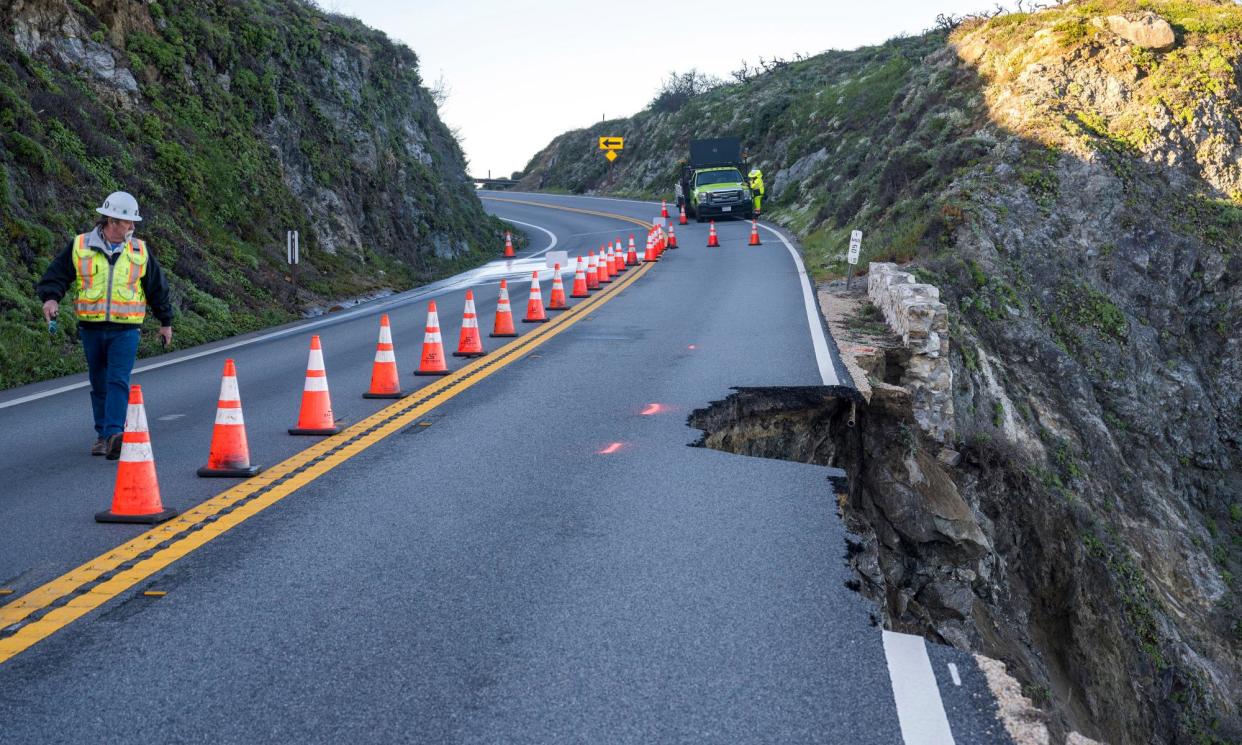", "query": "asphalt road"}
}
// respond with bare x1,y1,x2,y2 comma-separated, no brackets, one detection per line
0,192,1010,743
